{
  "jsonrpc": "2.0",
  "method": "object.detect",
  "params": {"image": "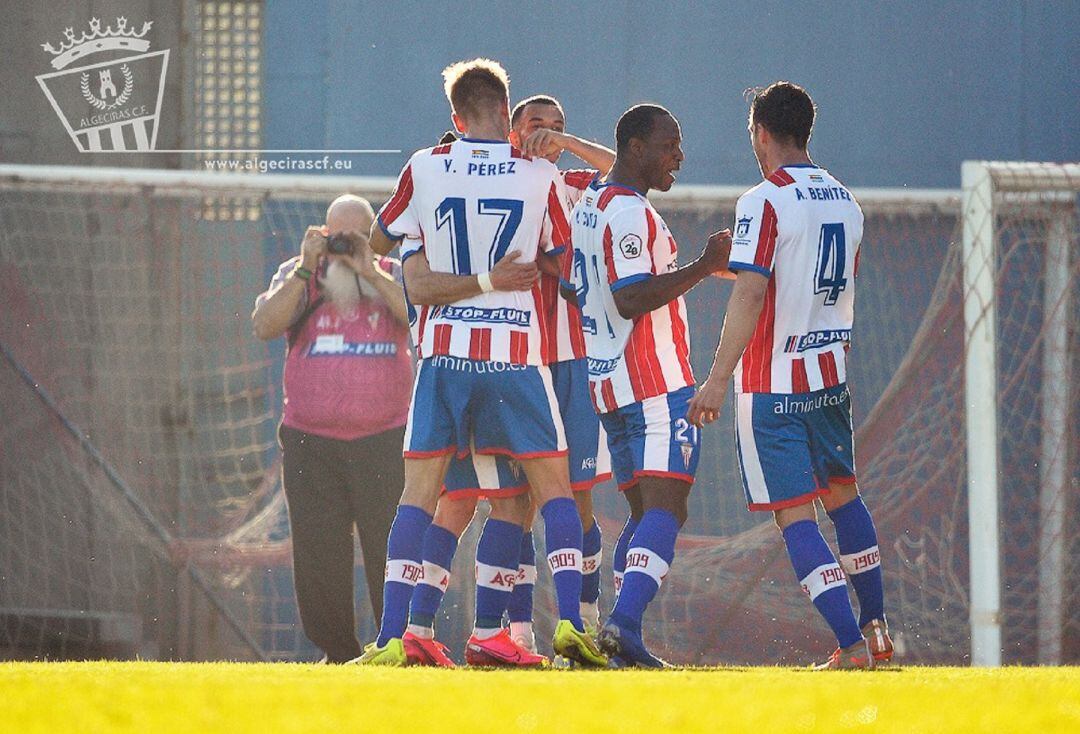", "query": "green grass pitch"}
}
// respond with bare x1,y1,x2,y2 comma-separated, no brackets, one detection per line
3,662,1079,733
